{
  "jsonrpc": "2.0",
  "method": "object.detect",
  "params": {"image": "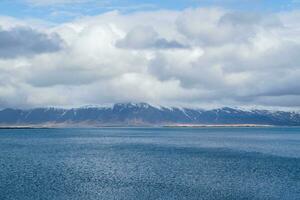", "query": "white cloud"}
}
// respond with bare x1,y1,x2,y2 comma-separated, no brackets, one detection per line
0,8,300,109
